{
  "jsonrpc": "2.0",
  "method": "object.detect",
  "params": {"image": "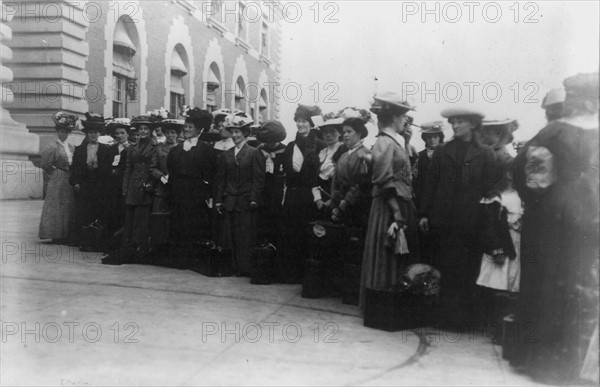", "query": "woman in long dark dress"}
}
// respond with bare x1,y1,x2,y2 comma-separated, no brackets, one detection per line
418,107,497,327
214,113,265,275
311,117,346,219
412,122,445,267
167,107,216,268
39,112,77,243
359,92,421,309
106,118,131,234
330,117,373,227
281,104,325,283
121,115,157,262
255,120,287,247
510,73,599,385
70,112,113,246
150,119,182,214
